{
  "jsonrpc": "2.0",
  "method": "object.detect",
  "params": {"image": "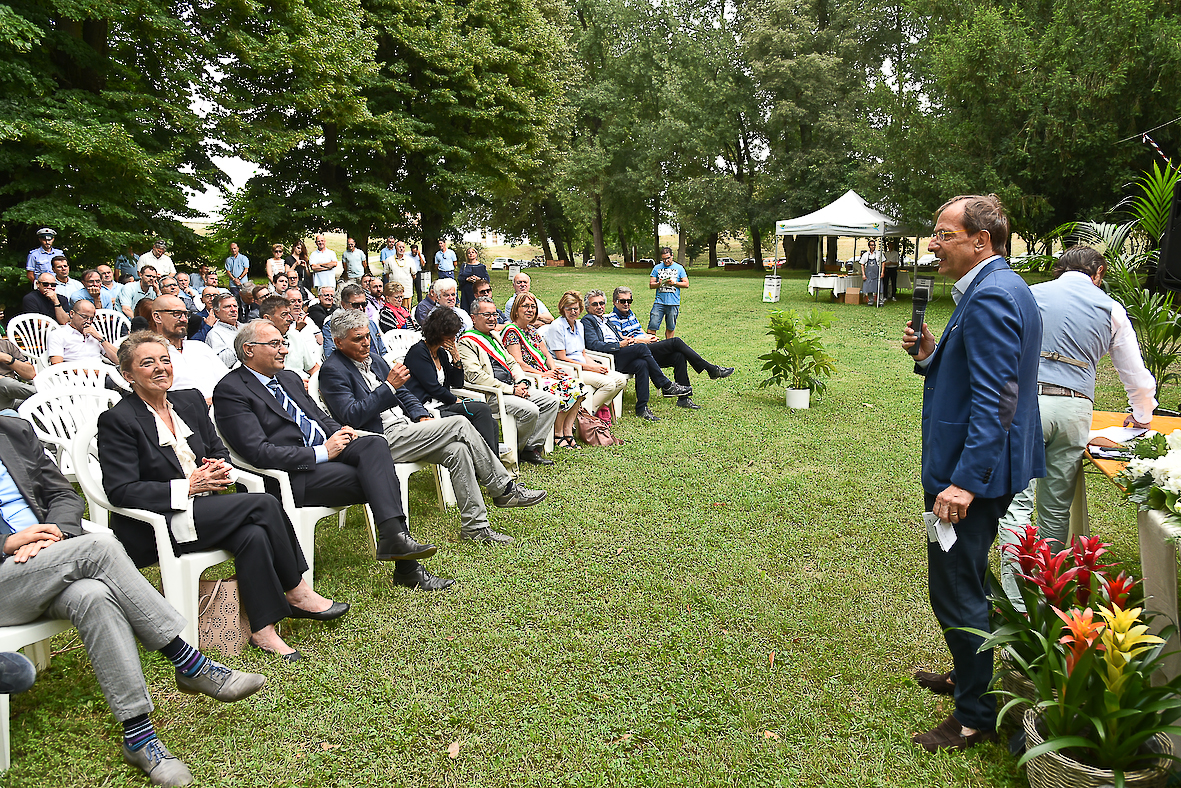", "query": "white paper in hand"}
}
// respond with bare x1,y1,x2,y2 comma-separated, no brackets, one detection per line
924,511,958,552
